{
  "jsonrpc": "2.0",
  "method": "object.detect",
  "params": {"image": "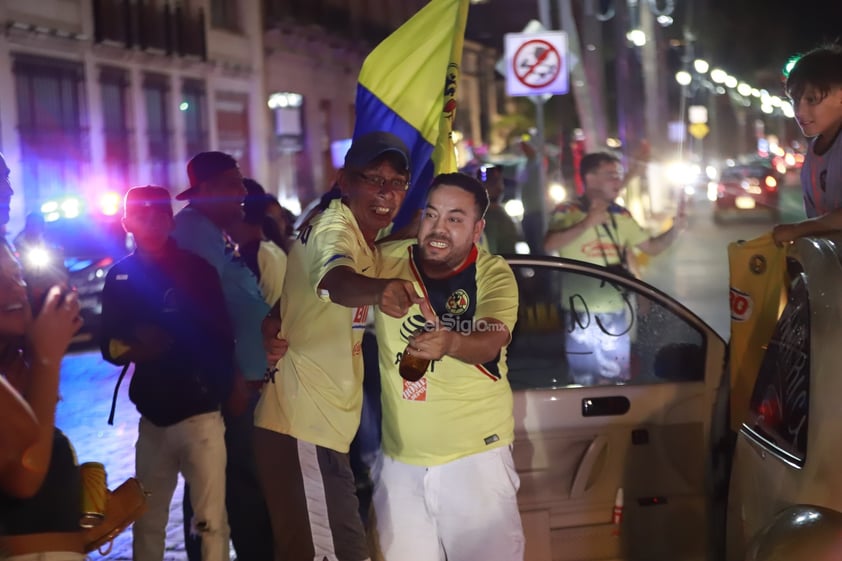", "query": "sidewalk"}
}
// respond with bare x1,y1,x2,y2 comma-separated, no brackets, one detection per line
56,350,187,560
